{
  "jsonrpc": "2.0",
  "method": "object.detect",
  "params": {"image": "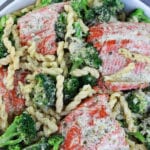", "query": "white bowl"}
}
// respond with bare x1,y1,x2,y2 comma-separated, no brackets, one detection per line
0,0,150,17
121,0,150,17
0,0,36,17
